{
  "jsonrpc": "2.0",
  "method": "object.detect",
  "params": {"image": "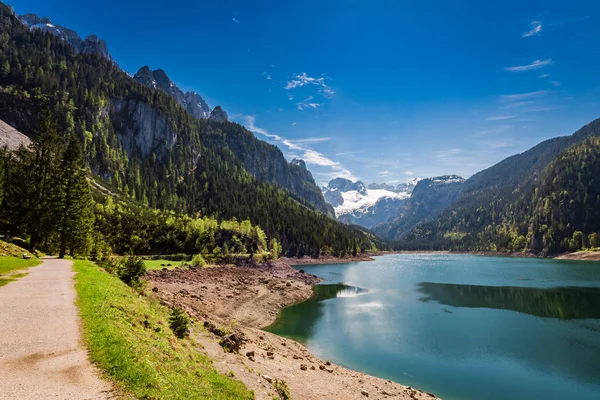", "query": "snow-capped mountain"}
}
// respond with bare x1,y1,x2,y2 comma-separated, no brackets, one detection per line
18,13,112,61
372,174,466,239
322,178,420,228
